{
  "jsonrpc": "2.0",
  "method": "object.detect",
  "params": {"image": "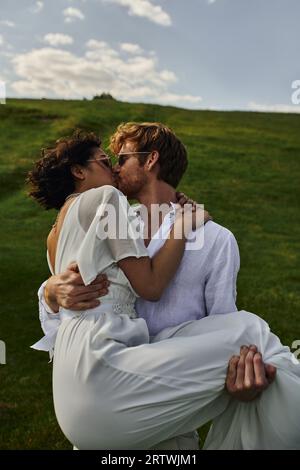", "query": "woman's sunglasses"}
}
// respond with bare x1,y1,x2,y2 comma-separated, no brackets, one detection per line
87,155,112,169
88,151,152,169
